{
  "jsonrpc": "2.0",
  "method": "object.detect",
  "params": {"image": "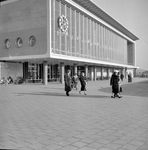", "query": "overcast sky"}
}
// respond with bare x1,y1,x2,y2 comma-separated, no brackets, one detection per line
92,0,148,70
